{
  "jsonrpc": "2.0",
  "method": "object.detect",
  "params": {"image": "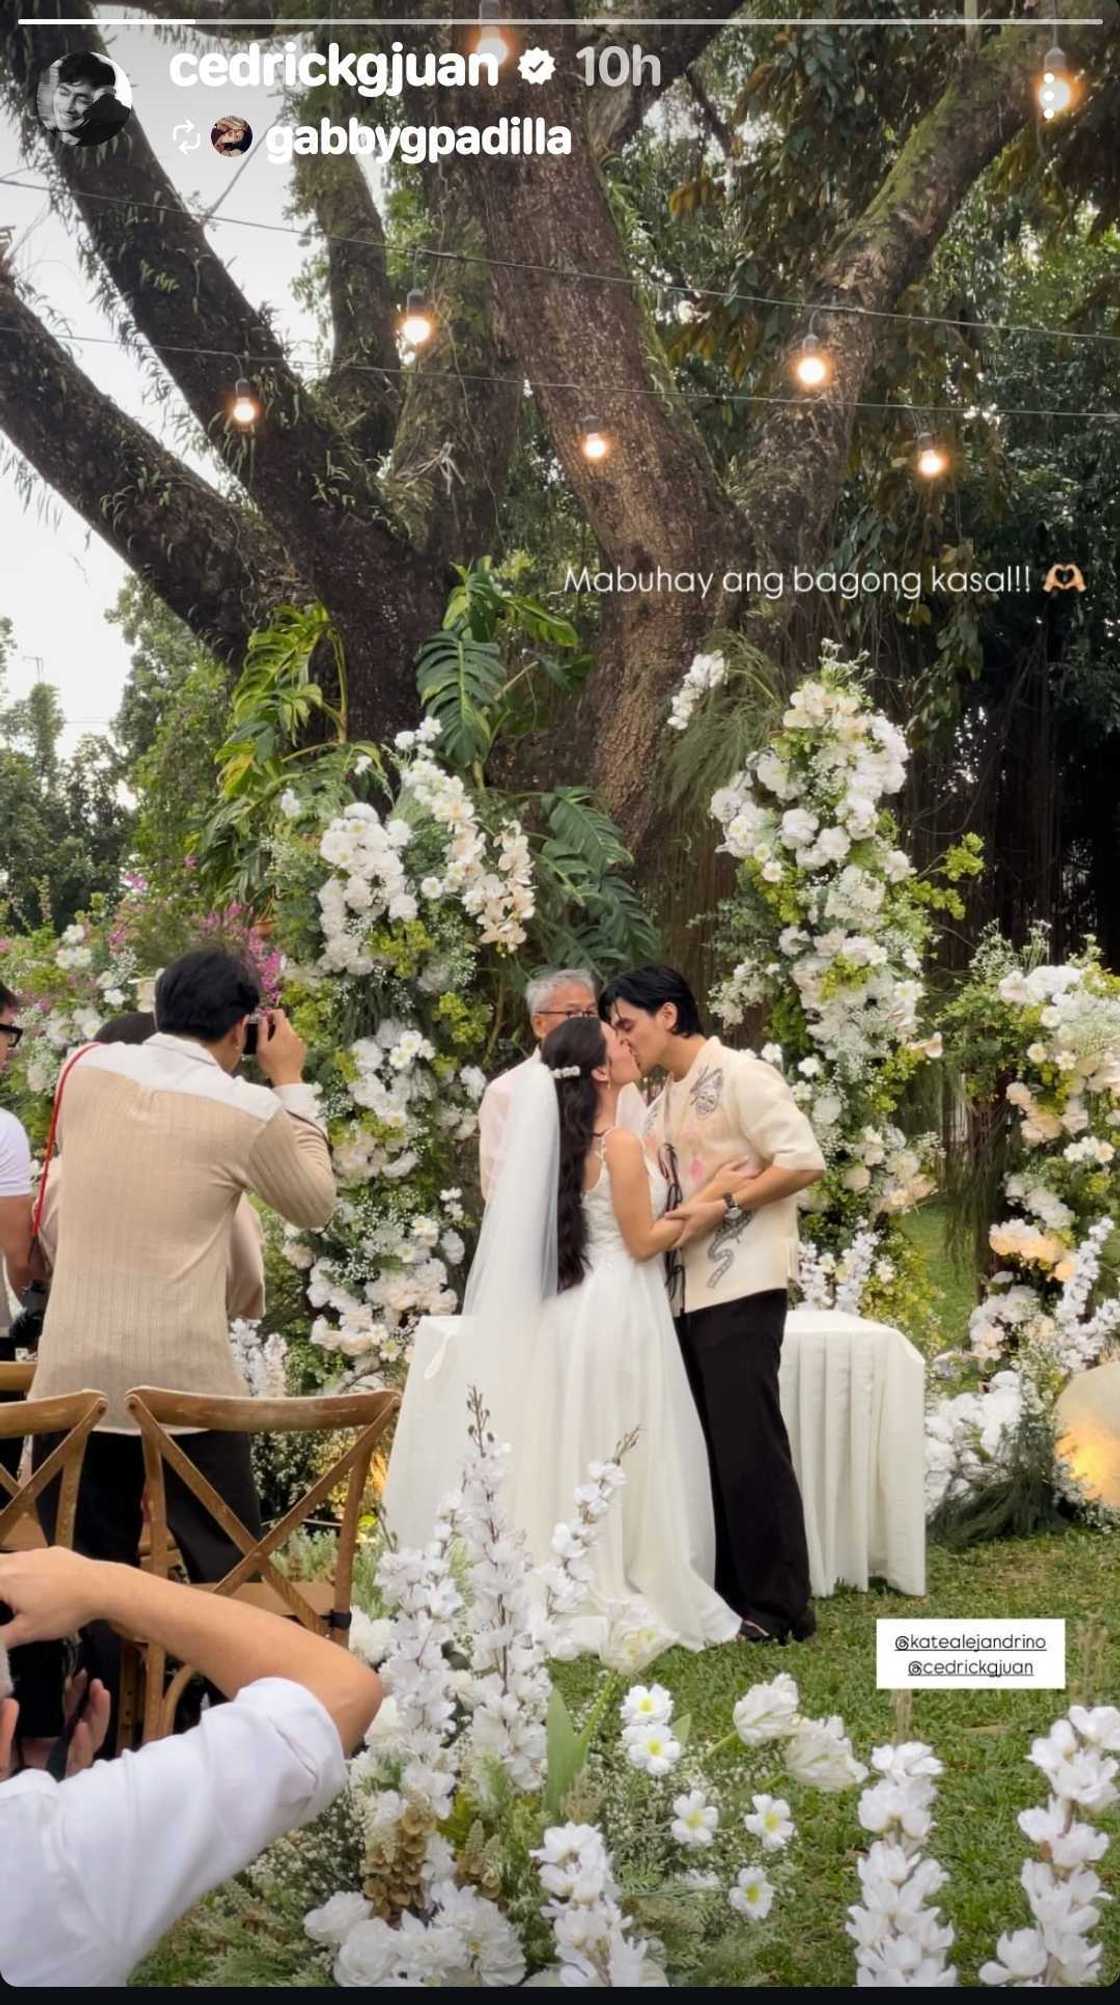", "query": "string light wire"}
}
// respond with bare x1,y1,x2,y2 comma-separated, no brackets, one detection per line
1,170,1119,354
0,317,1113,425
